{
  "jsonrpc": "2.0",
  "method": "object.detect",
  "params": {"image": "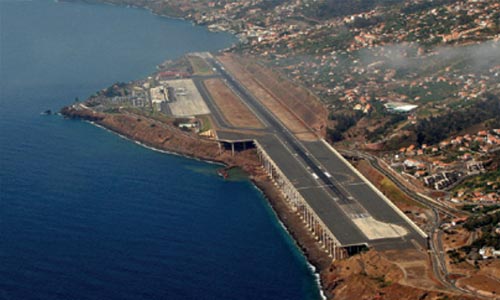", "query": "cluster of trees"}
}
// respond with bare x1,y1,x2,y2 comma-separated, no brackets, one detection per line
327,111,363,141
300,28,354,53
465,211,500,247
101,82,128,98
255,0,285,10
305,0,403,20
460,211,500,253
447,249,465,264
463,211,500,232
461,204,500,214
366,113,406,142
346,15,383,29
401,0,455,15
415,93,500,145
